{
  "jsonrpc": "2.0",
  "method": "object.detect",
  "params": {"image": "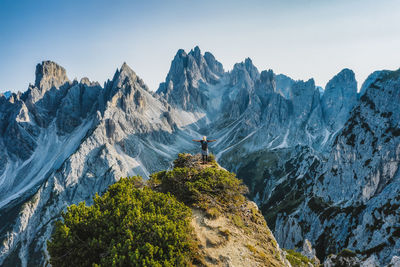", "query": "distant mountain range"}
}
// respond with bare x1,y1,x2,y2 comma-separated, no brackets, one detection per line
0,47,399,266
